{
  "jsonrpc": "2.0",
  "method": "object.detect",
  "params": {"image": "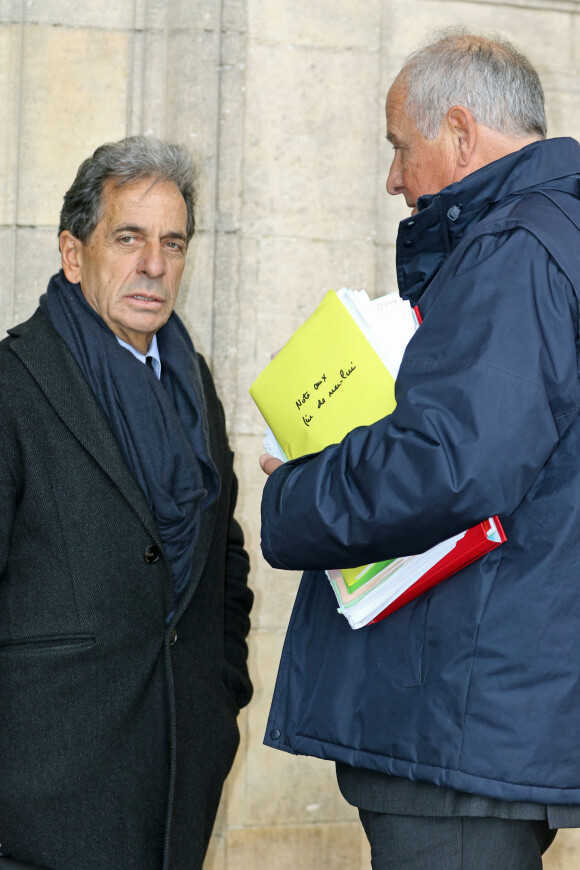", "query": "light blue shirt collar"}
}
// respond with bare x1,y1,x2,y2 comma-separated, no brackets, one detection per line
116,333,162,379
